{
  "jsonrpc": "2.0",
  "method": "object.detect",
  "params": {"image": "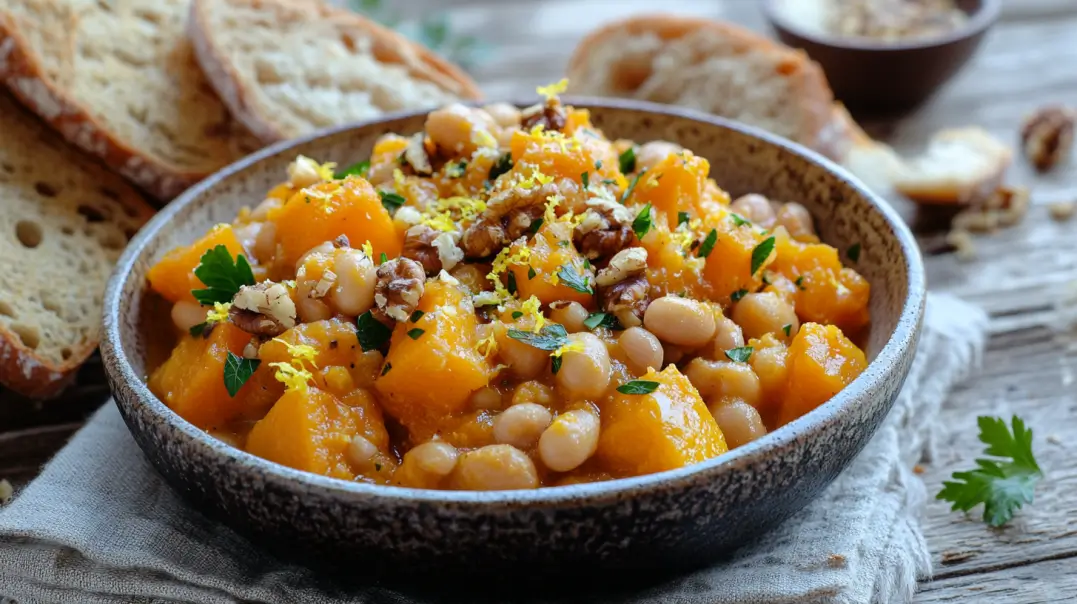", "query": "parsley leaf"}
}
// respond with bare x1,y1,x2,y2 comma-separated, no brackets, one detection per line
527,266,537,280
189,322,208,337
379,252,388,265
407,328,425,340
378,190,405,213
677,211,690,228
489,154,513,181
847,243,862,262
381,362,392,376
731,289,748,302
583,312,621,331
632,203,653,240
335,160,370,179
730,213,751,227
782,323,792,337
511,311,524,319
621,169,645,204
529,218,544,235
697,229,718,259
618,147,637,174
581,171,590,189
795,275,806,290
356,311,391,351
192,245,256,305
725,346,753,363
616,380,659,395
446,159,468,178
551,355,563,375
750,236,776,276
409,310,424,322
507,271,518,295
223,352,260,397
507,324,569,351
937,415,1043,527
557,265,593,294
